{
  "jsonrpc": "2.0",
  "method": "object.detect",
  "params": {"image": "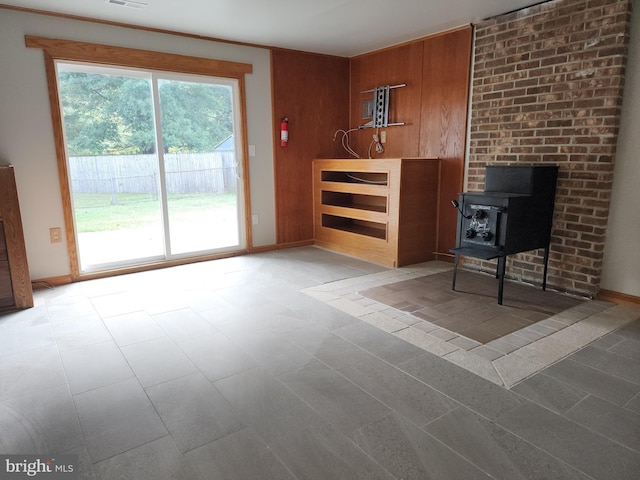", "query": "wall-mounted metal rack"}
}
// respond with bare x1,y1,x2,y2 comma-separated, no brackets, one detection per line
360,83,406,128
